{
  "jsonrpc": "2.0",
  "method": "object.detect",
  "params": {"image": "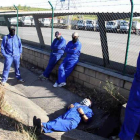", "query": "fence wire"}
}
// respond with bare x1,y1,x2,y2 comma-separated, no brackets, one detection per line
0,5,140,77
